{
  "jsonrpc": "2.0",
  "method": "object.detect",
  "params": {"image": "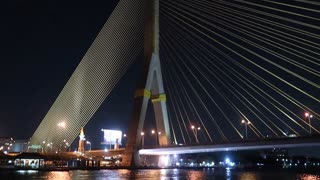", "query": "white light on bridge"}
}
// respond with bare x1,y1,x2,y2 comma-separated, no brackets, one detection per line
225,157,230,164
174,154,177,158
159,155,169,167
